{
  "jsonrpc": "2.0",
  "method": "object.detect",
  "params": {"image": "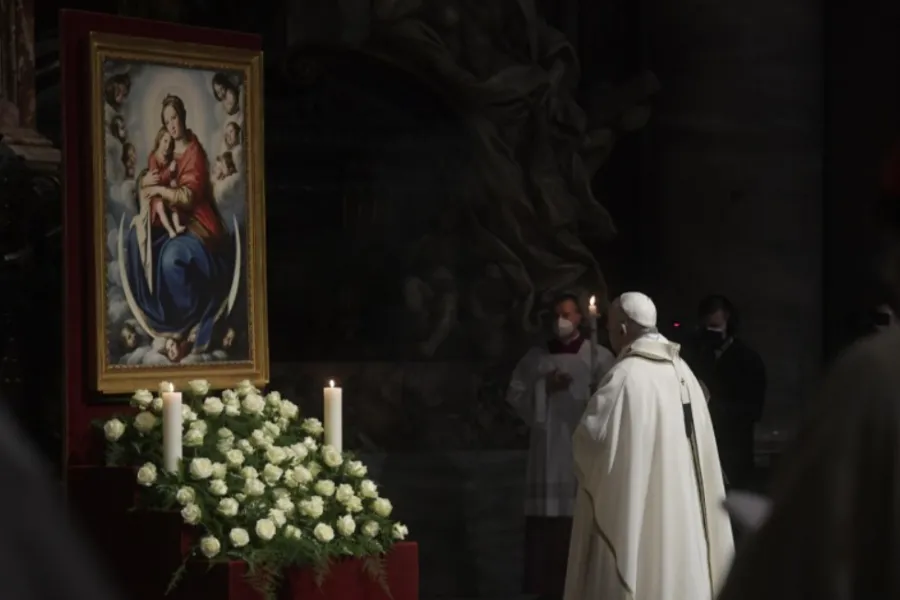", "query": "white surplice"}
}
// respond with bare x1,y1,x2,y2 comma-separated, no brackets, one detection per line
507,337,616,516
564,334,734,600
